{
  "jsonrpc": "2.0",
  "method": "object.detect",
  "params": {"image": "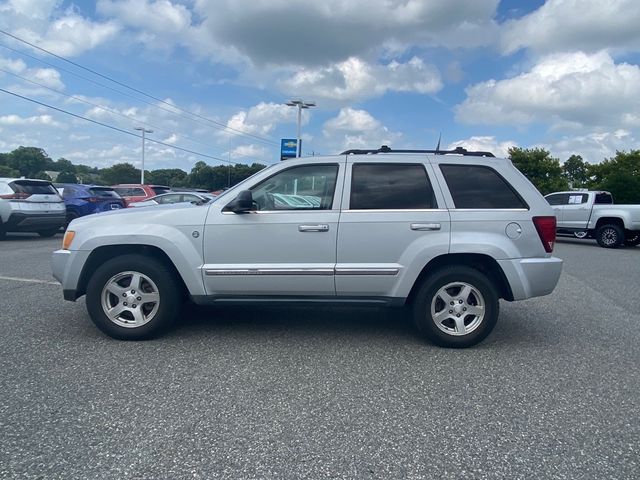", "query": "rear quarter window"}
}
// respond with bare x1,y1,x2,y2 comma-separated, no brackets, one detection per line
440,164,528,209
10,181,58,195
